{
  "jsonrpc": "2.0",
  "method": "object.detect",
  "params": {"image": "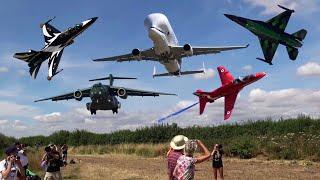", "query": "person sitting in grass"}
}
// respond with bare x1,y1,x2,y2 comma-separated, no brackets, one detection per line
173,140,210,180
167,135,189,180
211,144,224,180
